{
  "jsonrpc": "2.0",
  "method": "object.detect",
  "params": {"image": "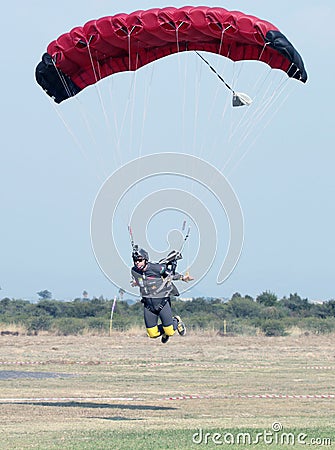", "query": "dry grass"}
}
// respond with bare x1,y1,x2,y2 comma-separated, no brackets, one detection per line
0,322,28,334
0,332,334,447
